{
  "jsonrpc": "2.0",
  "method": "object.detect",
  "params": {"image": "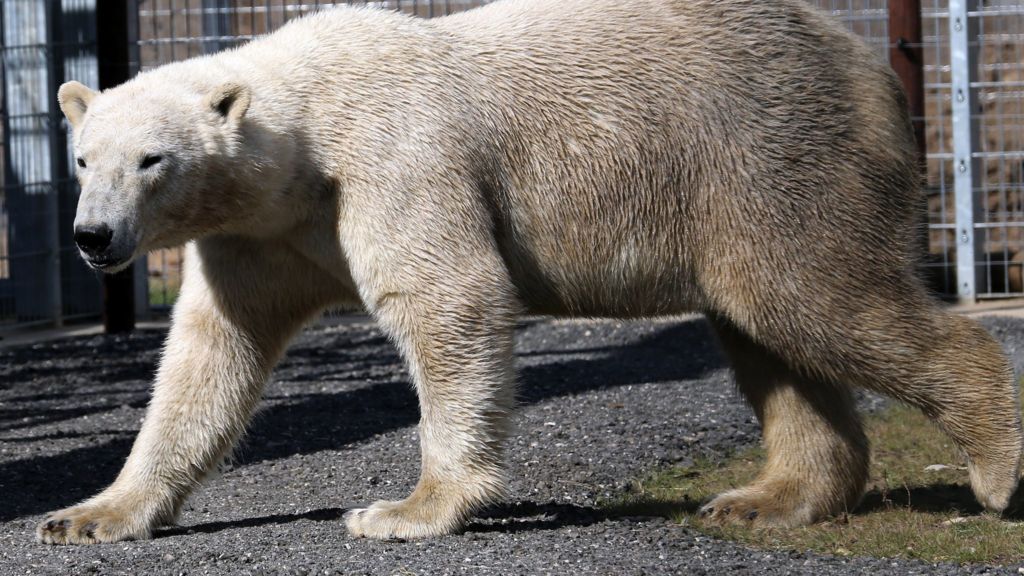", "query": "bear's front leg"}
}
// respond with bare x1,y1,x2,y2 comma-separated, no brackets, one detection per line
38,240,335,544
345,285,519,540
